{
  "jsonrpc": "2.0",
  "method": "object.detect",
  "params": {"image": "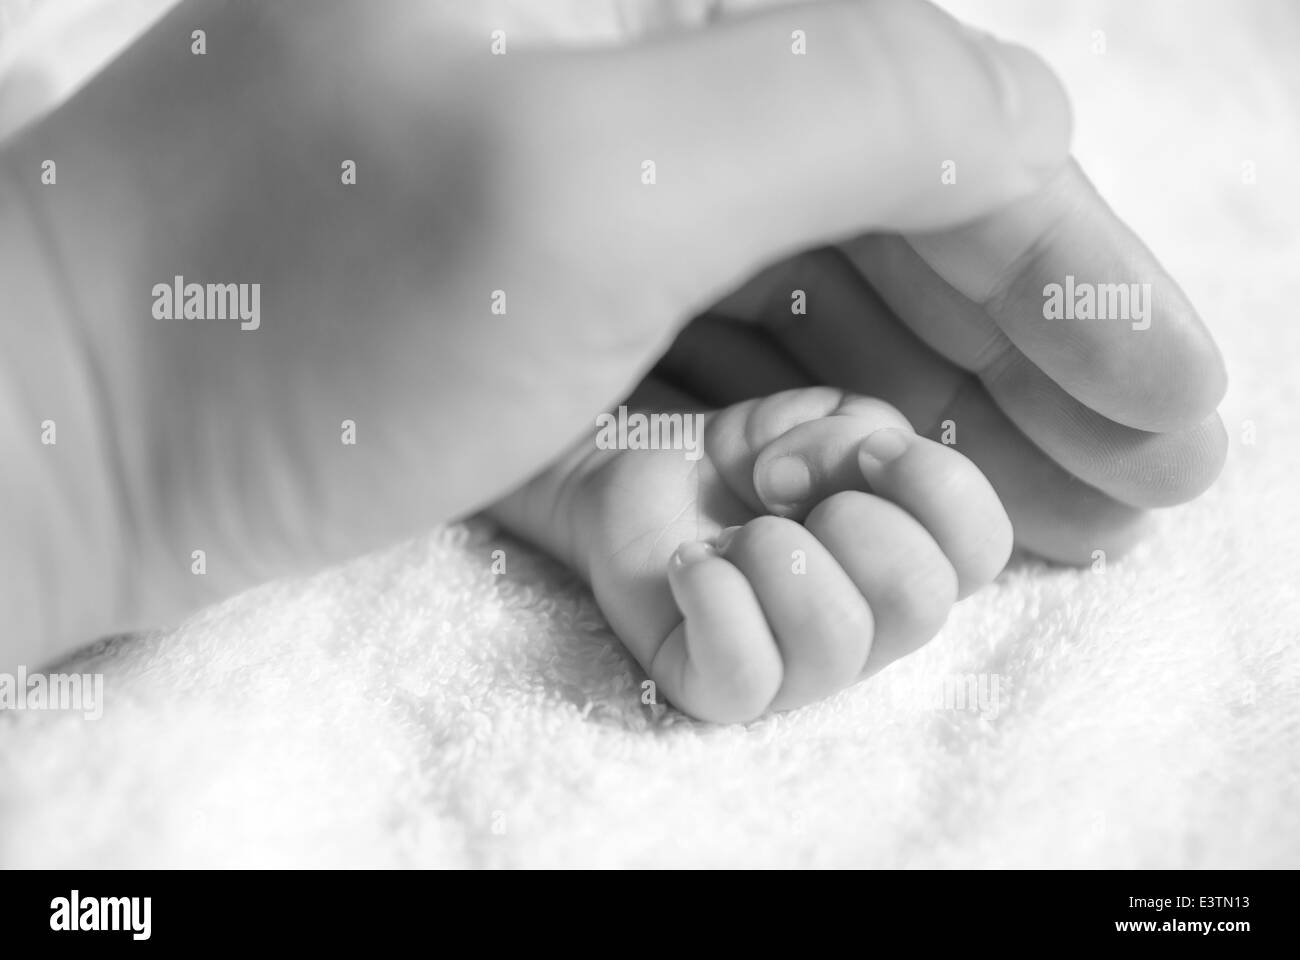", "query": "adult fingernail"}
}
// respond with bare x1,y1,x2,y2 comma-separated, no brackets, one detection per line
671,540,717,569
859,428,910,476
756,456,812,509
965,28,1072,177
713,525,743,554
